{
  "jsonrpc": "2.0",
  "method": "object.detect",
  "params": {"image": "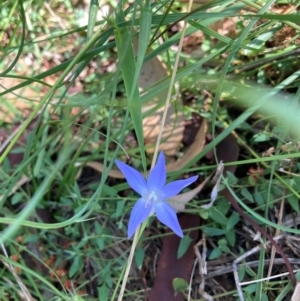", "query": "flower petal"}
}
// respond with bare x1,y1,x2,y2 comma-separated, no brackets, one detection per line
128,198,153,238
147,152,166,191
154,202,183,237
115,160,147,196
161,175,198,200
